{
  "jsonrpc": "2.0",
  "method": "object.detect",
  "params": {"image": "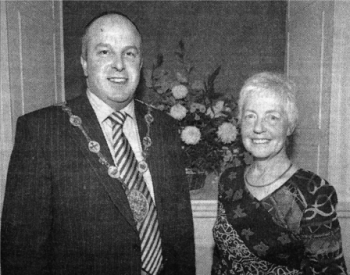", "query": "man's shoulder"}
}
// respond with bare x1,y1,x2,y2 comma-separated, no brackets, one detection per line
20,95,84,120
20,104,62,120
135,99,176,124
14,100,76,132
